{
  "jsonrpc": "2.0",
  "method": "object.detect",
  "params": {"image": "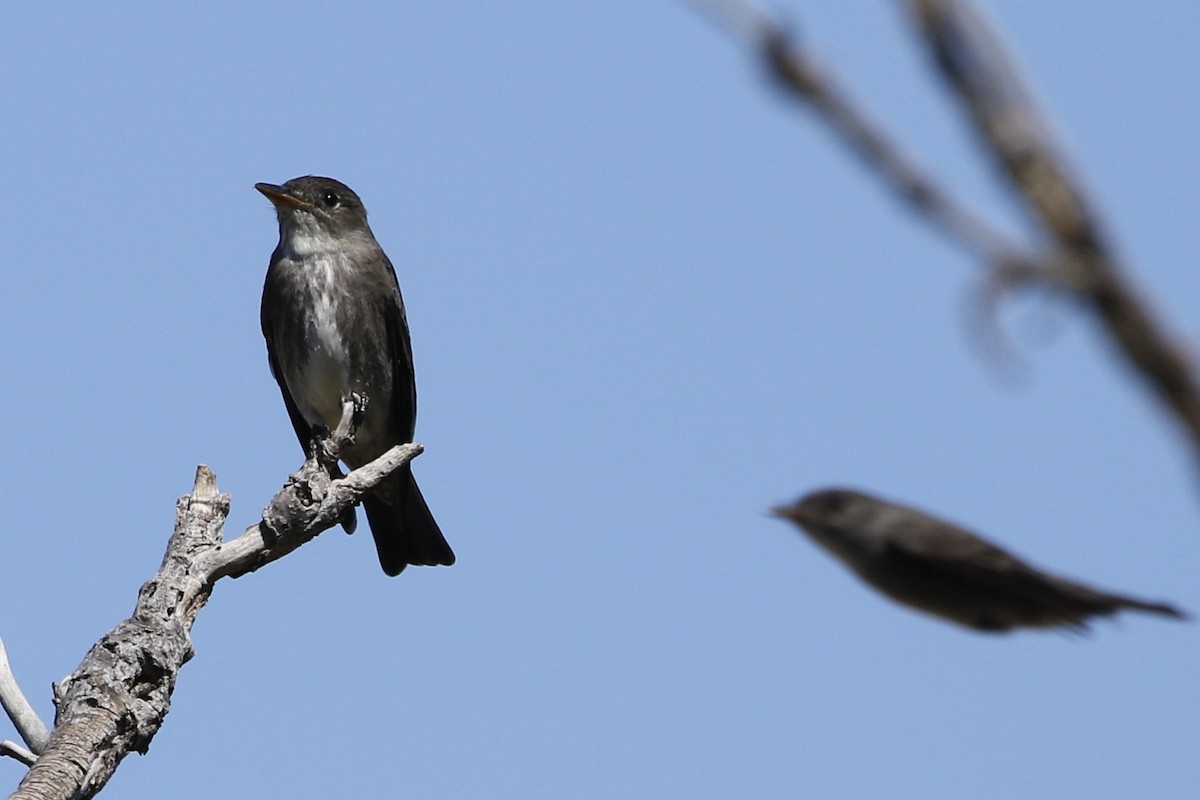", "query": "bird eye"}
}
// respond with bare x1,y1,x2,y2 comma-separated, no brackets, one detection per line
321,191,339,208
